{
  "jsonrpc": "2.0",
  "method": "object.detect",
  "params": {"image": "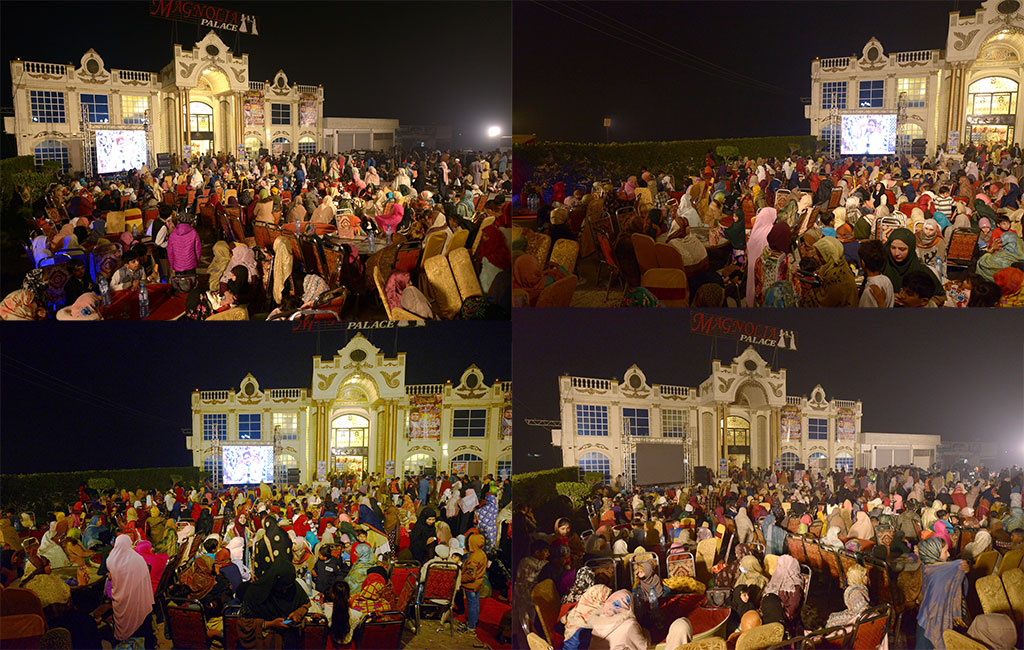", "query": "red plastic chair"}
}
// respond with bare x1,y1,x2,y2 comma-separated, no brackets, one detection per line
165,598,208,649
356,611,404,649
415,561,460,634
